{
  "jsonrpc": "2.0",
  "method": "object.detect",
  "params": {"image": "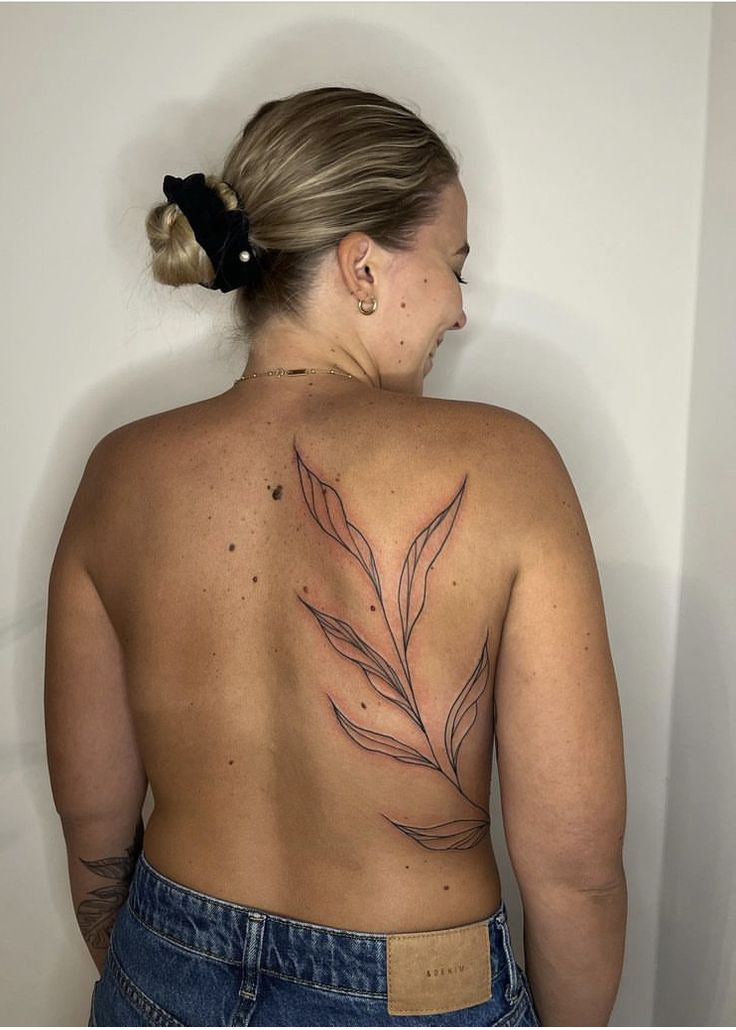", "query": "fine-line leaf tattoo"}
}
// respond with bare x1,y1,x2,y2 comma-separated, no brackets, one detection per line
75,819,144,949
294,443,491,851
